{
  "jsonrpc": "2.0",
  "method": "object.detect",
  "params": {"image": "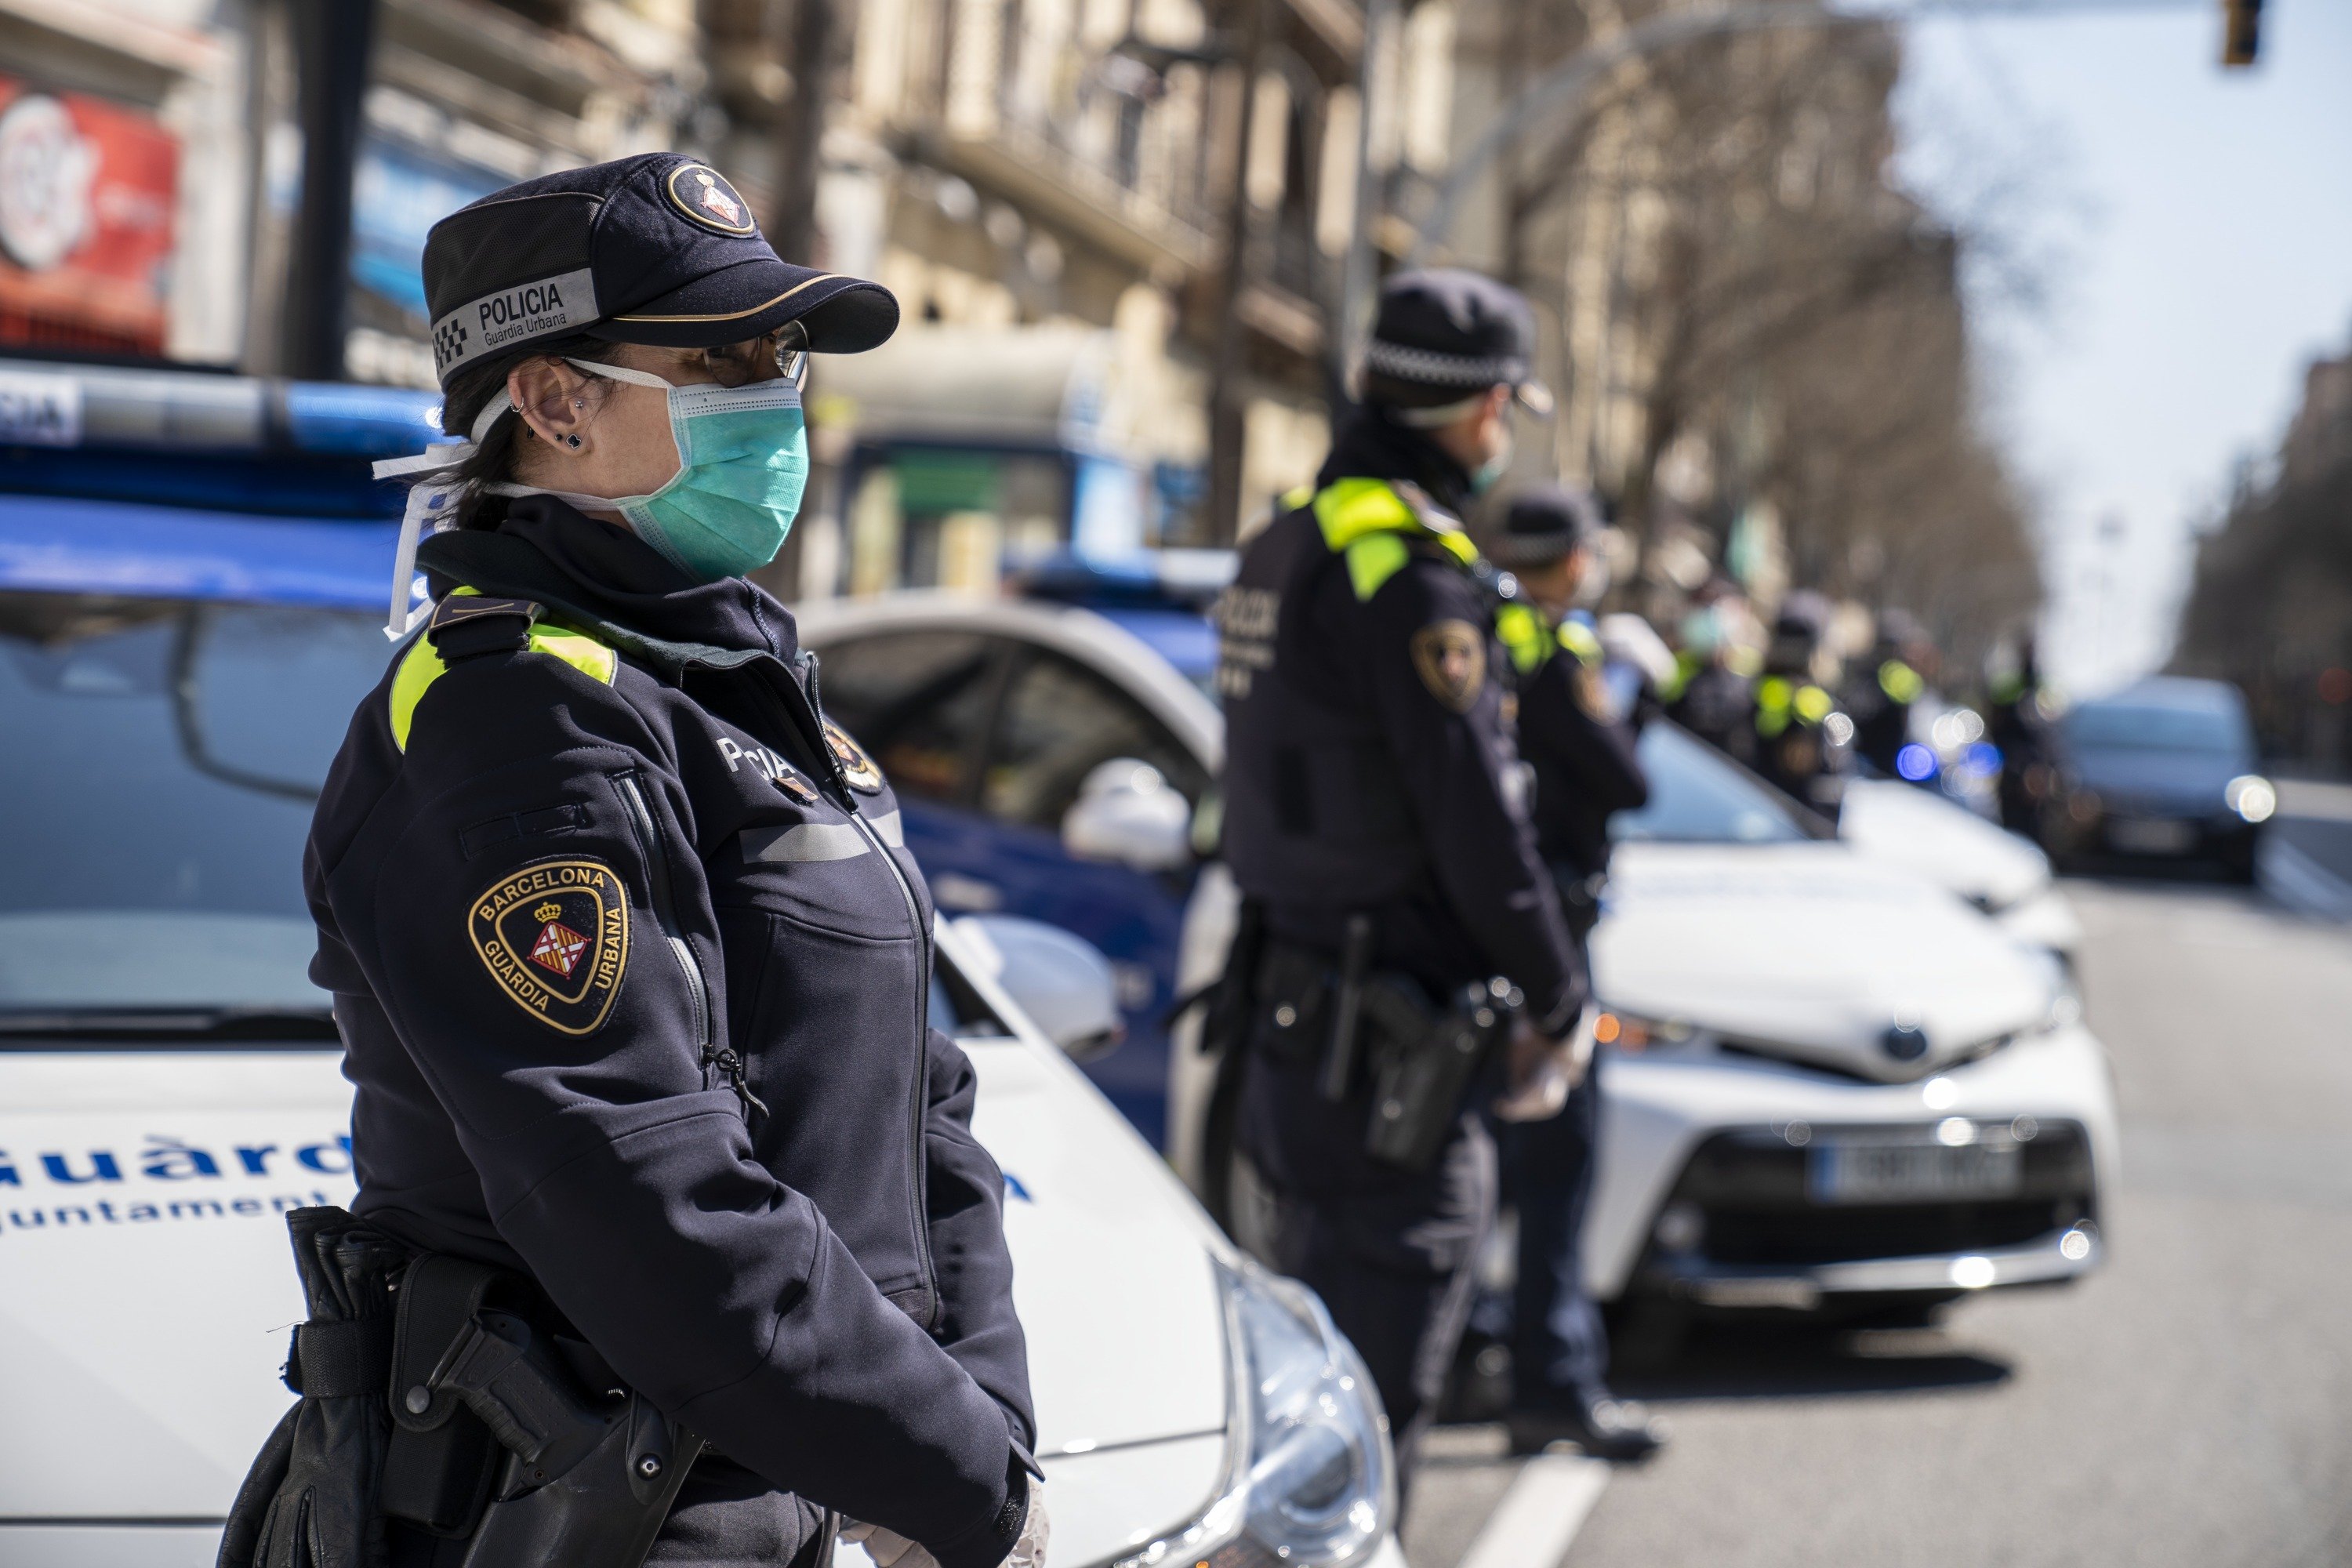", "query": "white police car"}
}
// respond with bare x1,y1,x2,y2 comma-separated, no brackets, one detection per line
799,578,2119,1331
0,364,1402,1568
